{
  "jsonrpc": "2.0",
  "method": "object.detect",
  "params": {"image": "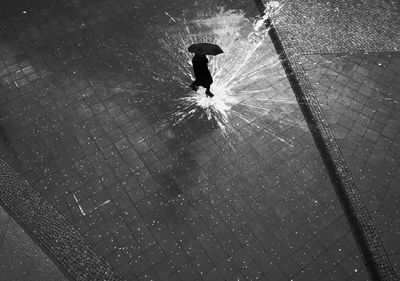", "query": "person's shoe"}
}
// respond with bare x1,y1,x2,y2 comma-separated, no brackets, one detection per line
190,82,198,91
206,91,214,98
